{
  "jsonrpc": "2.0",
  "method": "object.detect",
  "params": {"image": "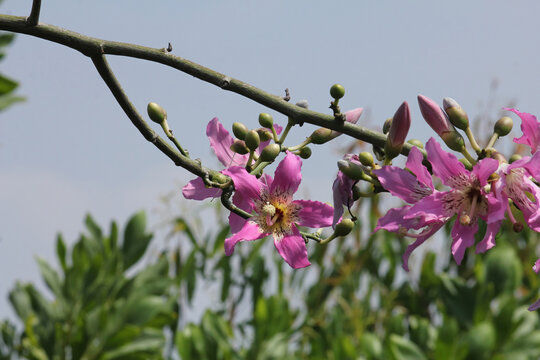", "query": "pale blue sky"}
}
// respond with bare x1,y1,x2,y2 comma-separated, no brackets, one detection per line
1,0,540,319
